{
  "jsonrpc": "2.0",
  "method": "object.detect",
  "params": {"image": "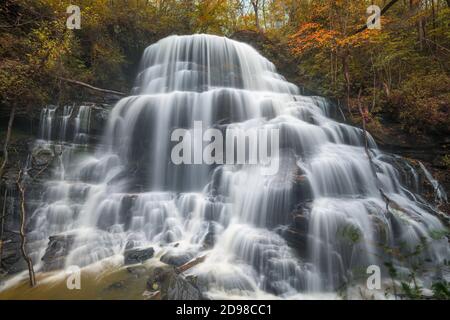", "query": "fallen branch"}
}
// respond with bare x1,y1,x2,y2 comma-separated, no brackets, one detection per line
16,168,36,287
424,38,450,54
176,255,207,274
143,290,161,300
57,77,126,97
